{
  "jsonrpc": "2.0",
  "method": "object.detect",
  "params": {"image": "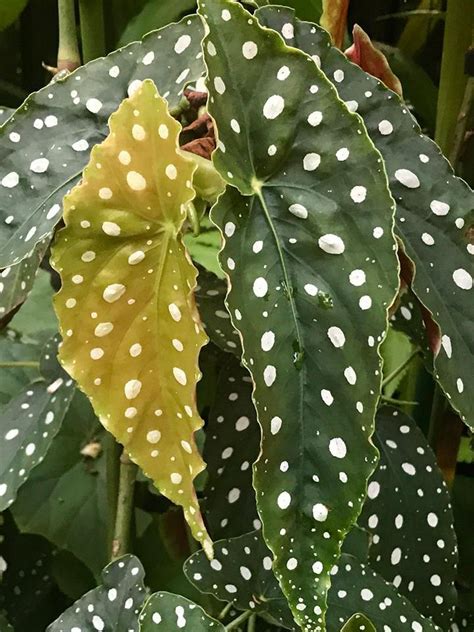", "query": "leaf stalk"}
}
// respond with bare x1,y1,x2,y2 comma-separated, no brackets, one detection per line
111,450,137,560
